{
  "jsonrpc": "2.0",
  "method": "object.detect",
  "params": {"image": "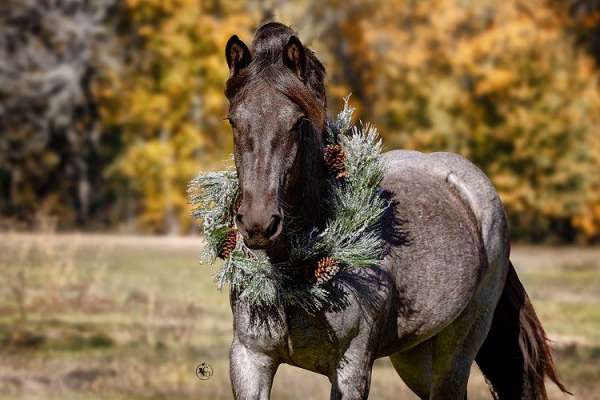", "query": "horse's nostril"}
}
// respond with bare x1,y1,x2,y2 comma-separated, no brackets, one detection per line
266,214,282,238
